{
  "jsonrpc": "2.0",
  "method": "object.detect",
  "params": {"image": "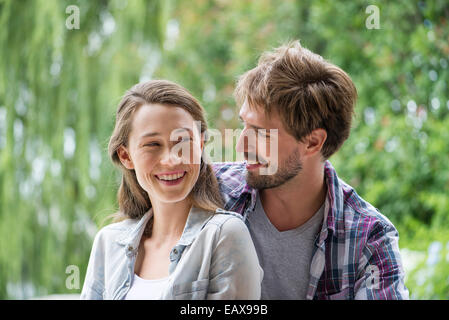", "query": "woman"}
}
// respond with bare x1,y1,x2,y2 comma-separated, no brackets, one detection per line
80,80,263,299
